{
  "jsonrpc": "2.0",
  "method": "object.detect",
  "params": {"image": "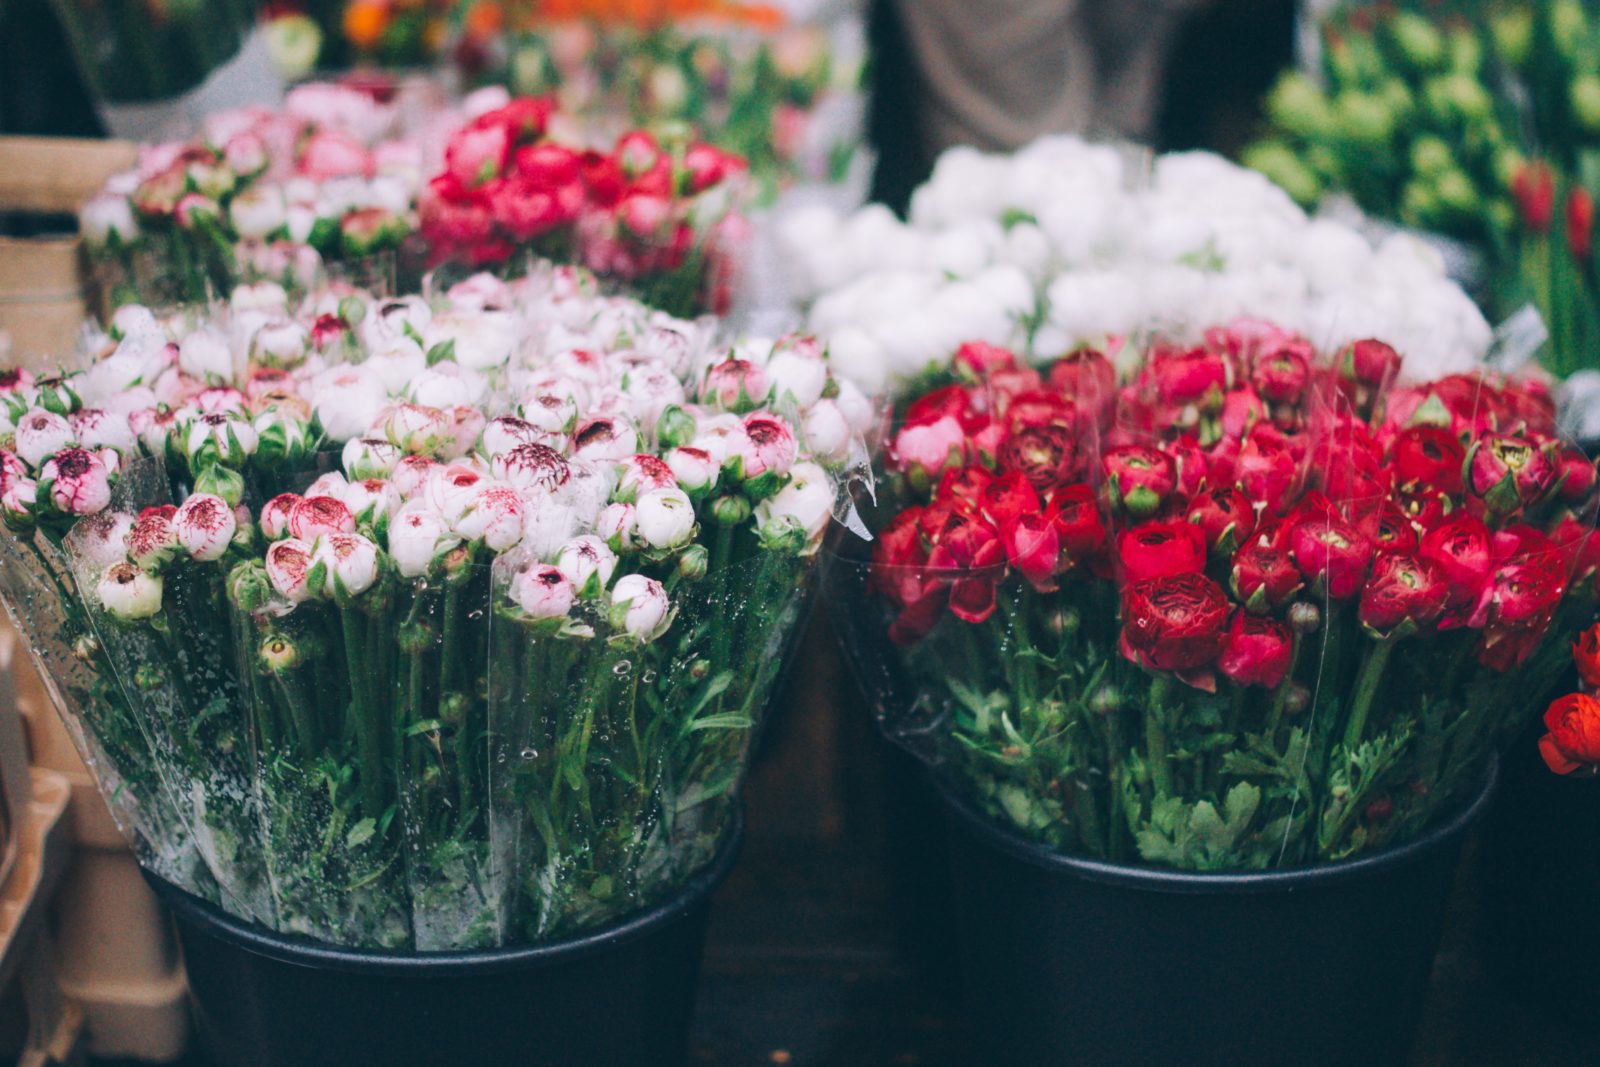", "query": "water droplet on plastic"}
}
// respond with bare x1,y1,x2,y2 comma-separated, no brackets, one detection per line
519,747,536,760
613,661,632,675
